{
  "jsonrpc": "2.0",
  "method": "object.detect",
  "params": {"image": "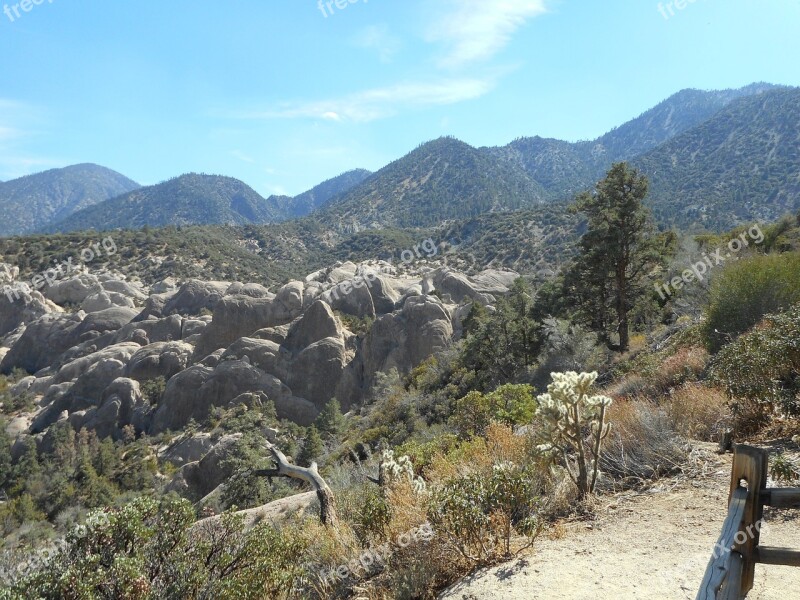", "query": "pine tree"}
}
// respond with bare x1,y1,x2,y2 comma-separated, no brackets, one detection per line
566,163,669,352
297,425,324,467
315,398,346,438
